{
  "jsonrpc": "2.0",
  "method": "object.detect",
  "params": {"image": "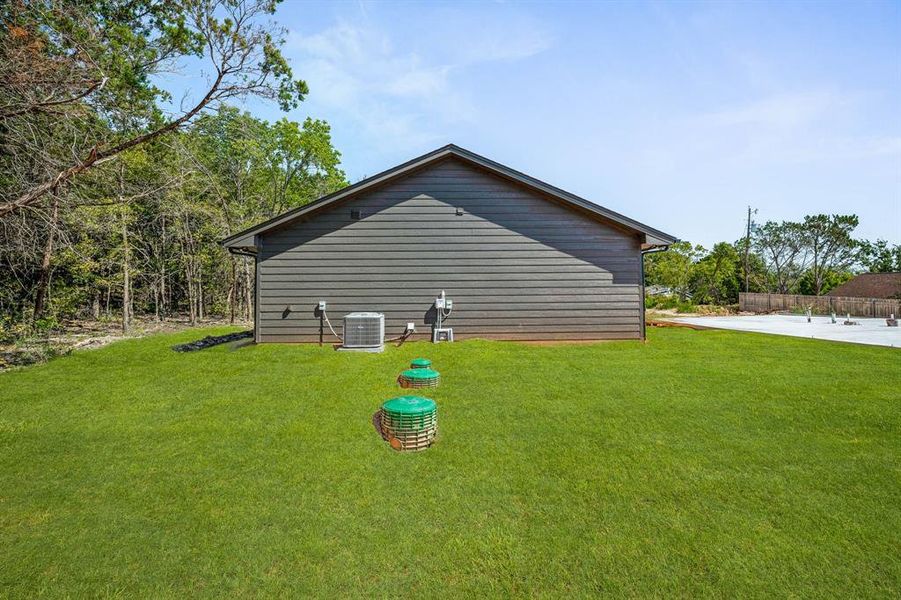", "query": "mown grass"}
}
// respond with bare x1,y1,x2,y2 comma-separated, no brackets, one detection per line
1,328,899,597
